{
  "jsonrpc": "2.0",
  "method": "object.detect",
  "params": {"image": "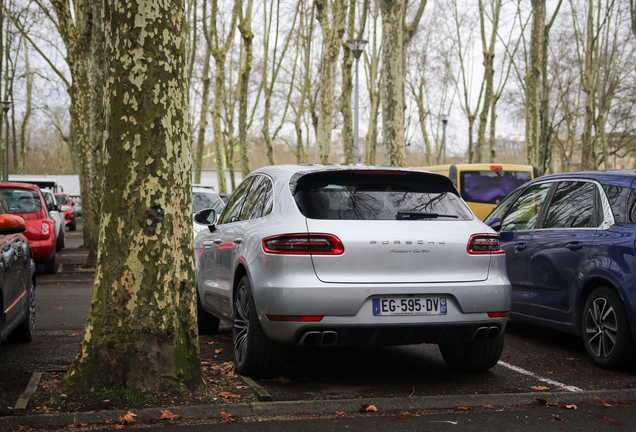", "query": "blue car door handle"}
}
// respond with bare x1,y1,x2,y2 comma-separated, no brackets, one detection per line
514,243,527,251
566,242,583,250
